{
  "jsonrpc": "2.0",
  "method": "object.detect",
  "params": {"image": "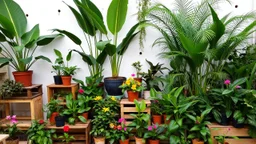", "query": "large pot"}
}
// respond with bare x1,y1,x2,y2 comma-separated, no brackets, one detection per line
61,76,72,85
135,137,145,144
12,70,33,87
94,137,105,144
104,77,126,96
53,75,62,85
127,91,139,102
